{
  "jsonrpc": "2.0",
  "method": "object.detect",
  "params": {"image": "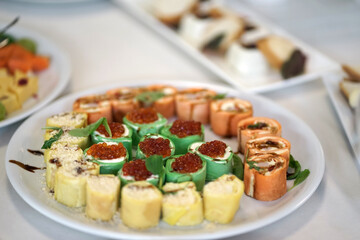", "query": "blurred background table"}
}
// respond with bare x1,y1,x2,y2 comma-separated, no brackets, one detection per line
0,0,359,239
